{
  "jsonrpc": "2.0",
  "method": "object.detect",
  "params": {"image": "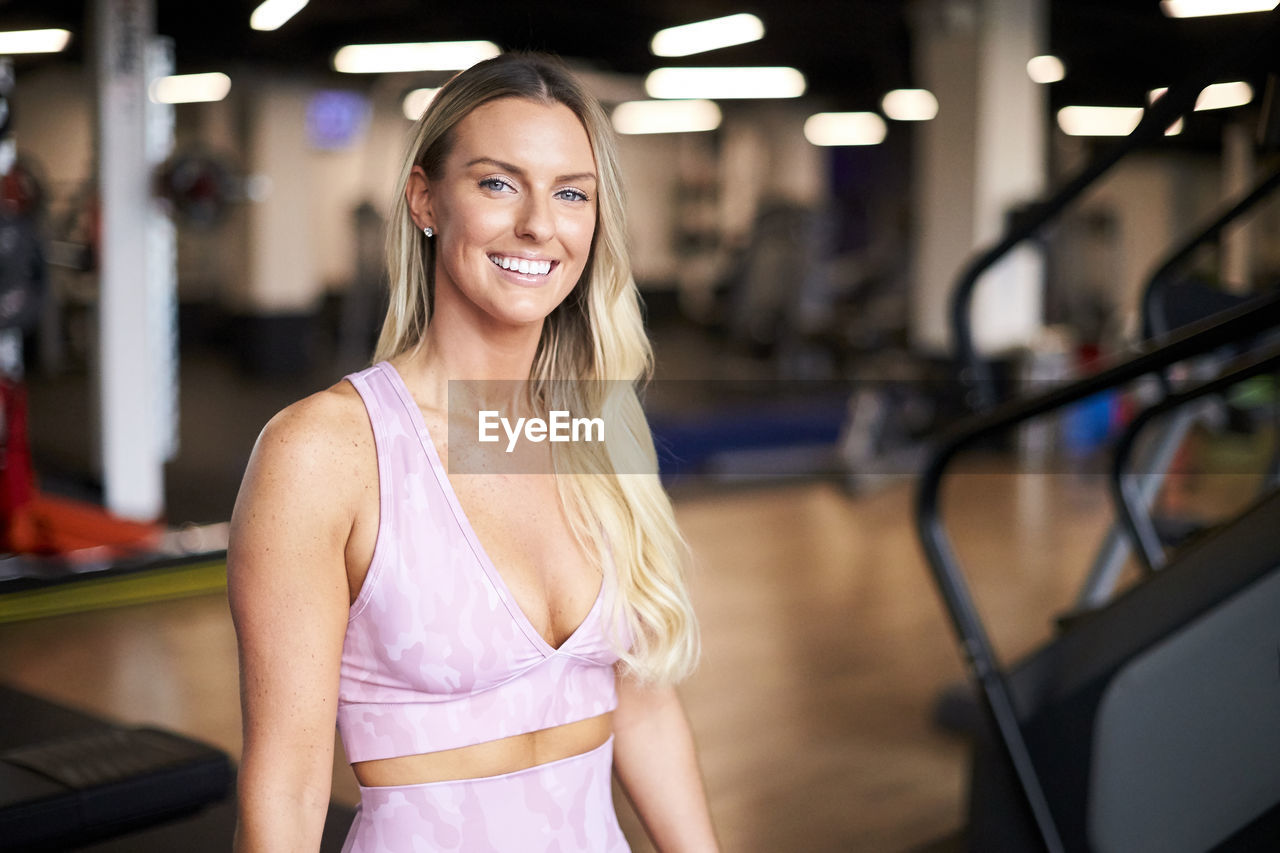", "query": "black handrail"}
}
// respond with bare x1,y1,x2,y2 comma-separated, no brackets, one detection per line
951,8,1280,411
1110,338,1280,574
916,288,1280,852
1141,165,1280,339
